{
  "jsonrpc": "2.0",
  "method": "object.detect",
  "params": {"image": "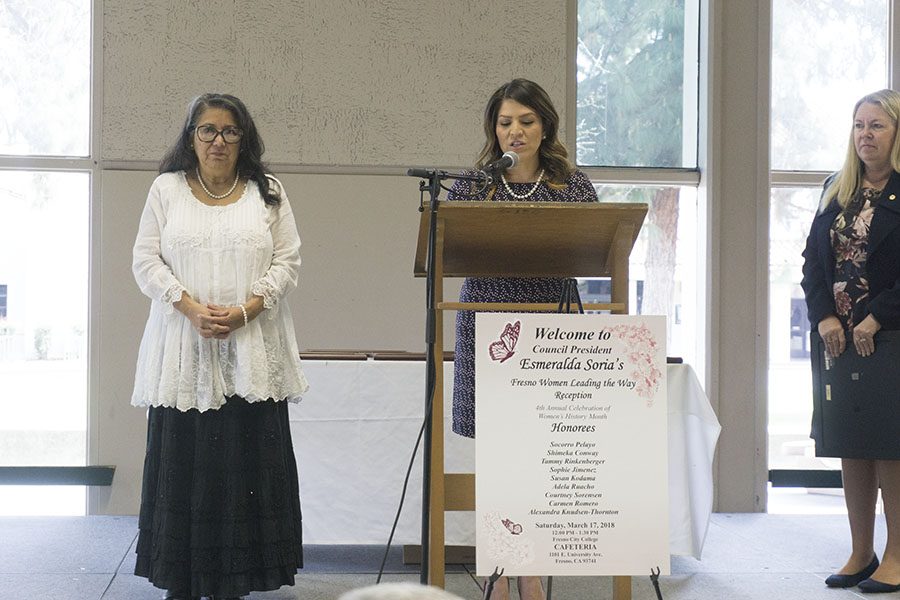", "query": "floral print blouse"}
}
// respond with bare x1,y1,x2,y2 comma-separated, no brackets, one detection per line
830,187,879,331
